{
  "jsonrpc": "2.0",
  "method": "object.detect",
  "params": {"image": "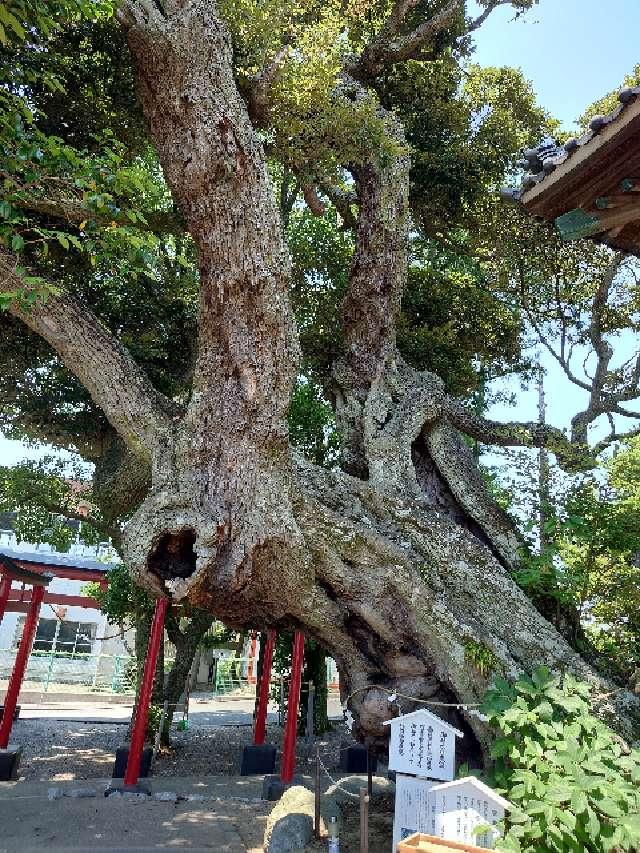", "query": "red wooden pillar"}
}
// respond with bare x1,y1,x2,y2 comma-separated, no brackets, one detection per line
0,584,44,748
124,596,168,786
280,630,304,783
254,629,276,746
0,575,11,624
